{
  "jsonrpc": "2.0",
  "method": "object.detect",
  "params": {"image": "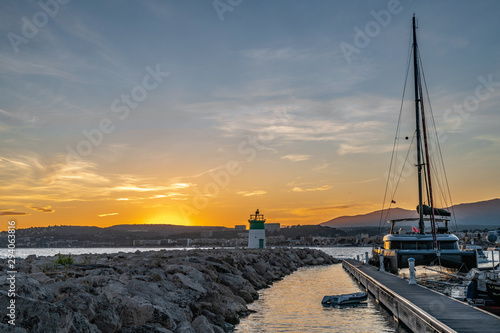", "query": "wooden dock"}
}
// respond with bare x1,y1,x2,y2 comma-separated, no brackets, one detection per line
343,259,500,332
